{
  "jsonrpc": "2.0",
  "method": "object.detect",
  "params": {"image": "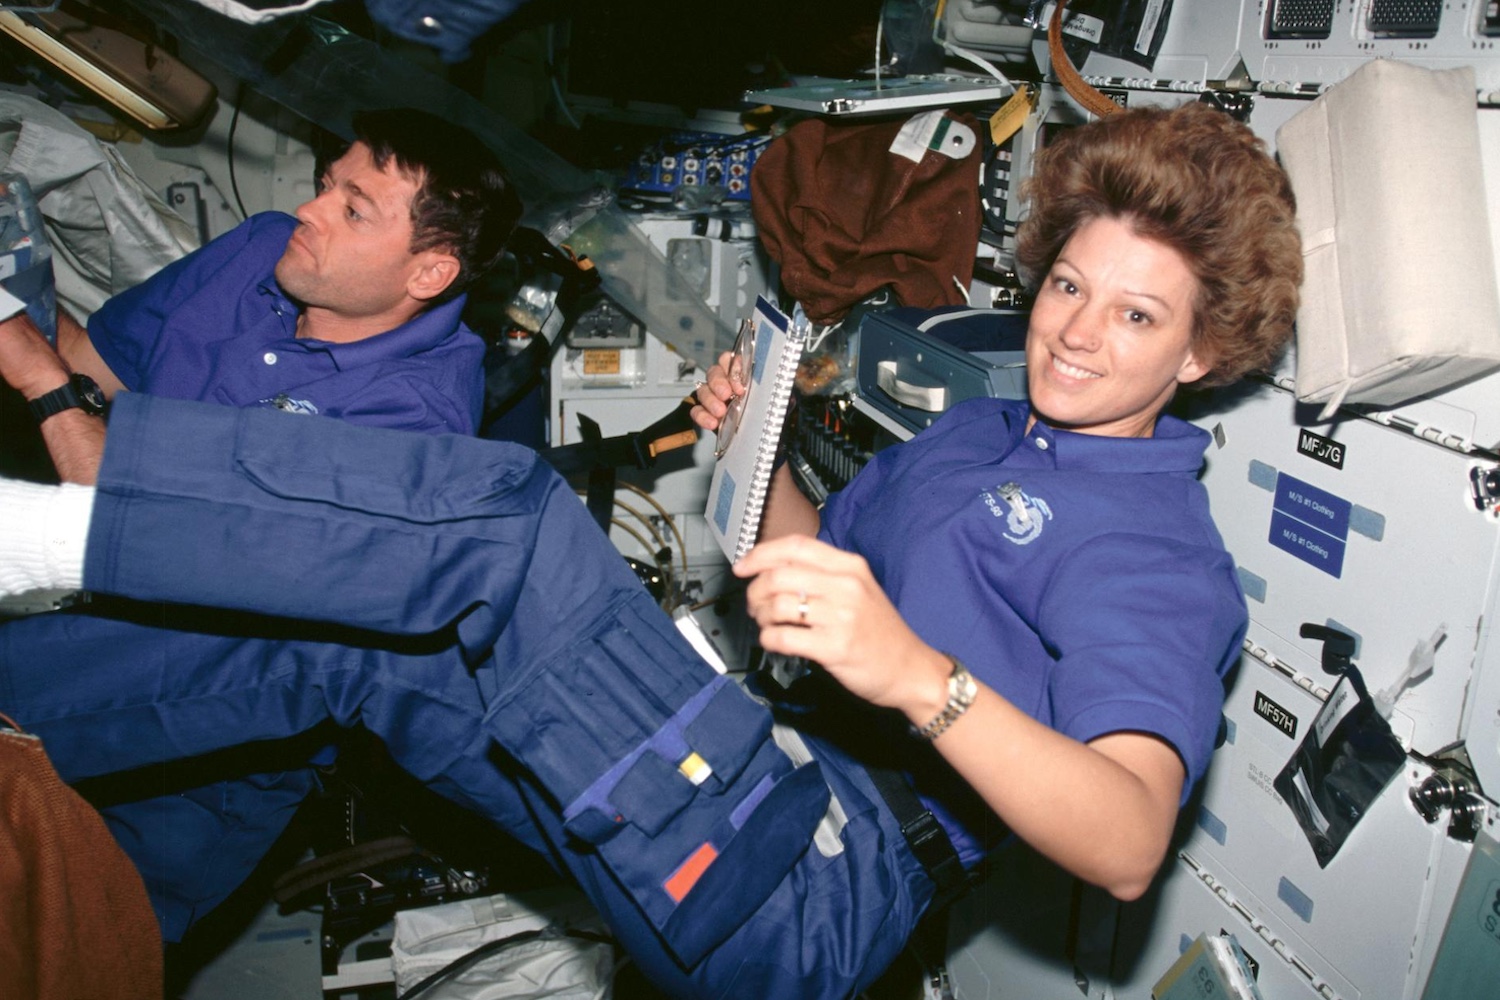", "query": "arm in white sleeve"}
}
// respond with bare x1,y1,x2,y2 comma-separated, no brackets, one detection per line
0,478,92,597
